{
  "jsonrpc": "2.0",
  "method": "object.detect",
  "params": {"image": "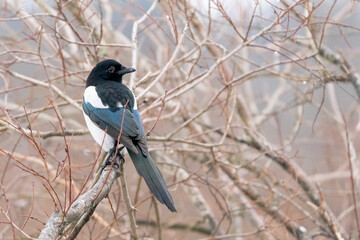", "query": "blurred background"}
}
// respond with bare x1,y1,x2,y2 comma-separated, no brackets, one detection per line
0,0,360,239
